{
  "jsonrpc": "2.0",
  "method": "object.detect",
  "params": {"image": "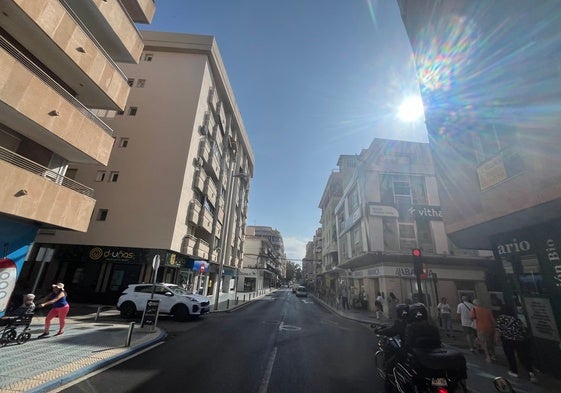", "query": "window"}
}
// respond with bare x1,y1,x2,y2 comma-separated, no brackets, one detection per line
127,79,134,87
65,168,78,180
348,187,359,213
109,171,119,182
117,110,124,116
137,79,146,88
416,220,435,253
97,209,108,221
143,53,153,62
119,138,129,148
96,171,106,182
128,107,138,116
